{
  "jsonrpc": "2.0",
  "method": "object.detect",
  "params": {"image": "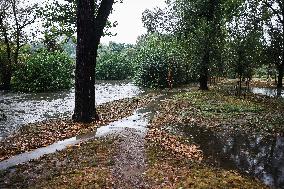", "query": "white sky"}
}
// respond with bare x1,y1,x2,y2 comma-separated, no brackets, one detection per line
29,0,166,44
101,0,166,44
